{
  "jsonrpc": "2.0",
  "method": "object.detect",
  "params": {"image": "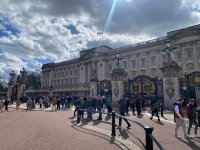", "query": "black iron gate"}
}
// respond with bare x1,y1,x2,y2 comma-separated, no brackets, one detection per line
179,71,200,106
97,79,112,96
124,75,163,106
